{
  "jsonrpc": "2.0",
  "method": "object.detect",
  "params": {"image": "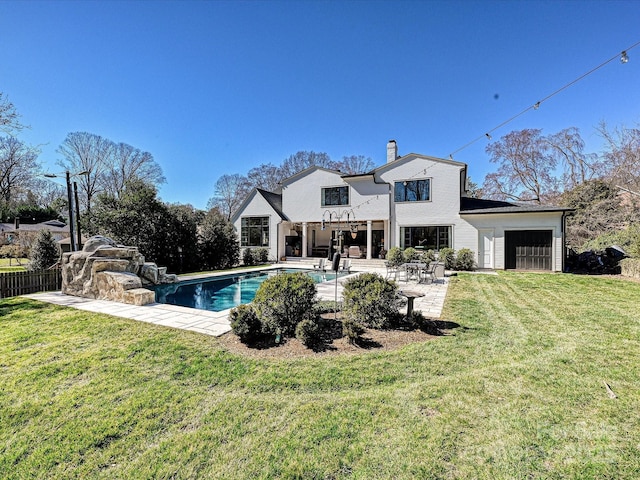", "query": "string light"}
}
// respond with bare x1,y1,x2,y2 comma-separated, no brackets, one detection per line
448,40,640,158
621,51,629,63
